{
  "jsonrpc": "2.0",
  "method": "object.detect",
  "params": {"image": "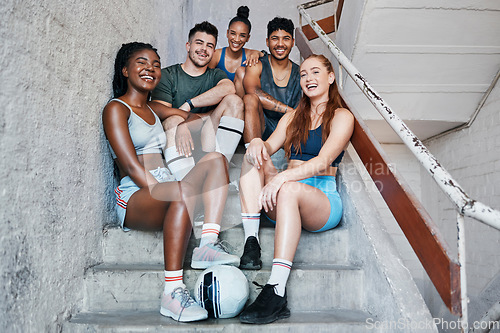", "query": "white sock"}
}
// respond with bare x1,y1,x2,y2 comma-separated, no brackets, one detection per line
215,116,244,163
267,258,293,297
242,213,260,242
164,269,185,294
199,223,220,247
164,146,195,181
